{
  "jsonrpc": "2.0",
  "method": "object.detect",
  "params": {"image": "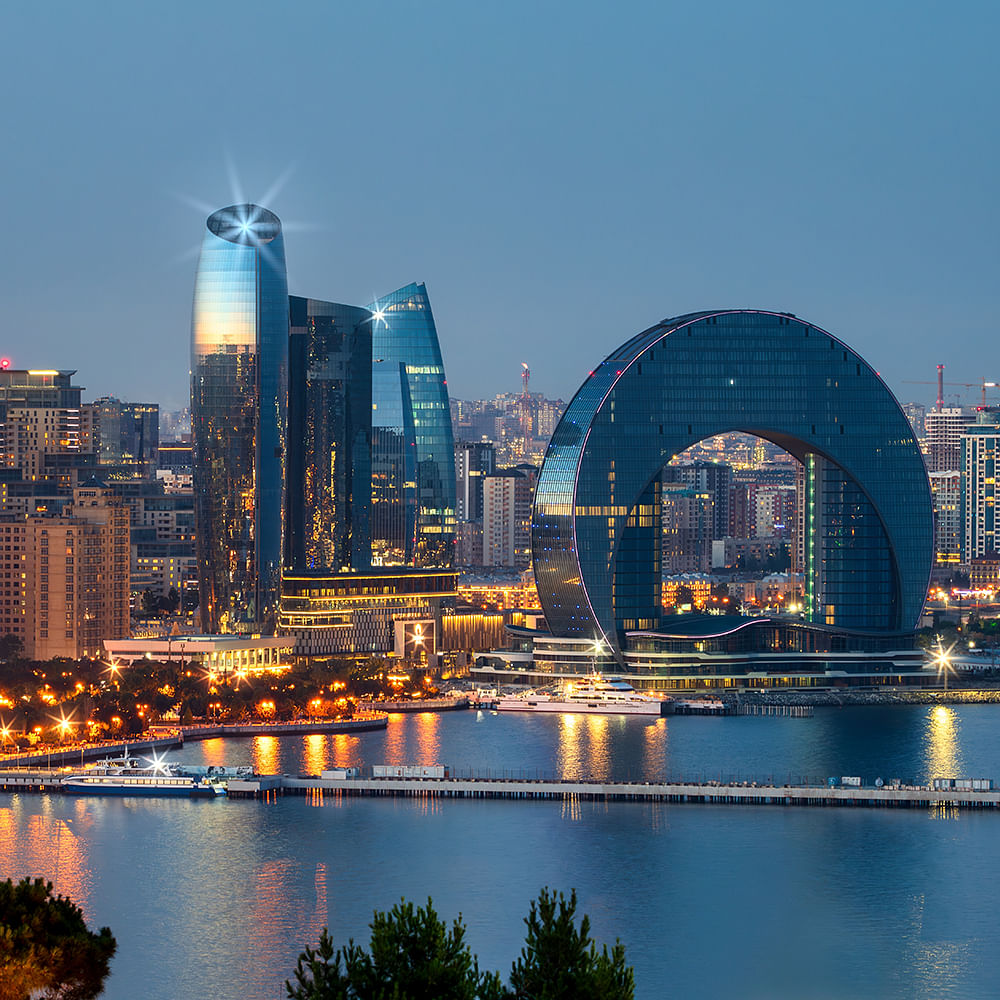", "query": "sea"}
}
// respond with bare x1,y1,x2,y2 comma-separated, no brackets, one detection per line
3,703,1000,999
